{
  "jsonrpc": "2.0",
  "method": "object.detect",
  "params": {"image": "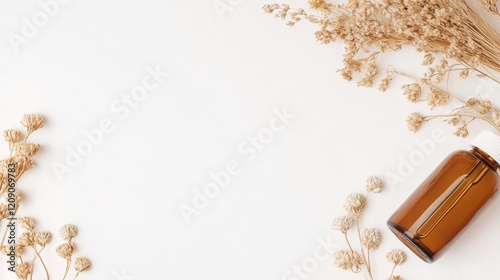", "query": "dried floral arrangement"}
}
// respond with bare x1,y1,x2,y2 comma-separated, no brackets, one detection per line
263,0,500,137
0,115,91,280
331,176,406,280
